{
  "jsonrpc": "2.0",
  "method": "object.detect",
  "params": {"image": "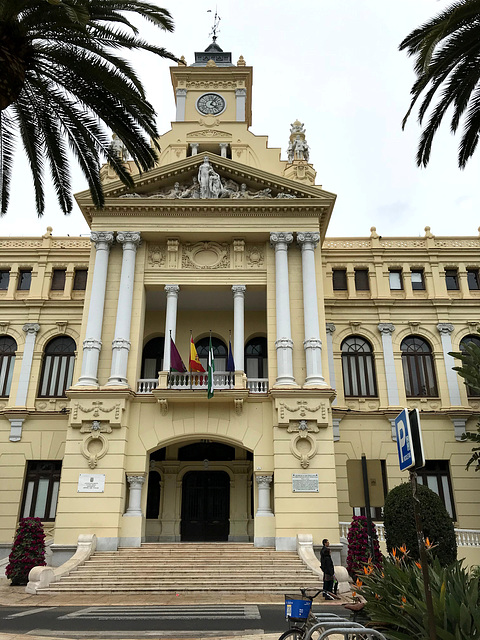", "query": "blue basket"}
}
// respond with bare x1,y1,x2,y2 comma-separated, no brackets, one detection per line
284,595,312,619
